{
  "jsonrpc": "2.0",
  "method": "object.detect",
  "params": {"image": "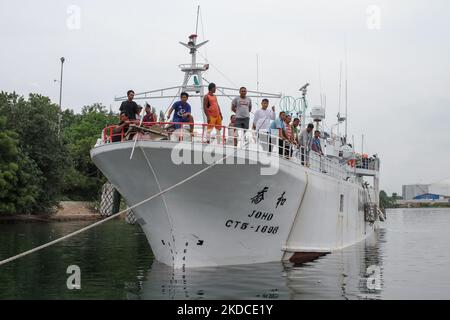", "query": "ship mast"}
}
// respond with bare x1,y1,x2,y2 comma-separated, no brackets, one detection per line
114,7,281,119
179,36,209,92
178,7,209,122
